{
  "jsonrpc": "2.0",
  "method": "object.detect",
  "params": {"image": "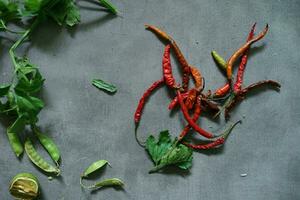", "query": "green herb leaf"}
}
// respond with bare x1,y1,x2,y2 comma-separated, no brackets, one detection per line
99,0,118,14
82,160,110,178
24,0,43,14
0,19,6,30
92,79,117,93
146,130,193,173
65,1,80,26
0,1,21,23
